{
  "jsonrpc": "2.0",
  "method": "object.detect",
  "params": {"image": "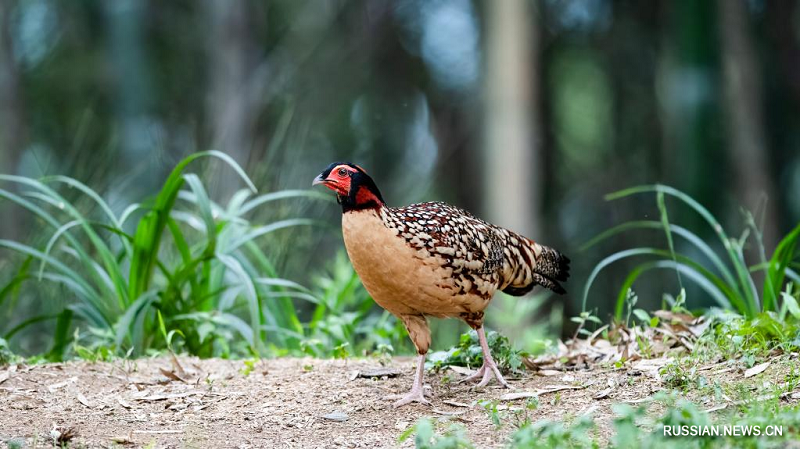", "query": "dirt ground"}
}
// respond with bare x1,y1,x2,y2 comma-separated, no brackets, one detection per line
0,355,792,448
